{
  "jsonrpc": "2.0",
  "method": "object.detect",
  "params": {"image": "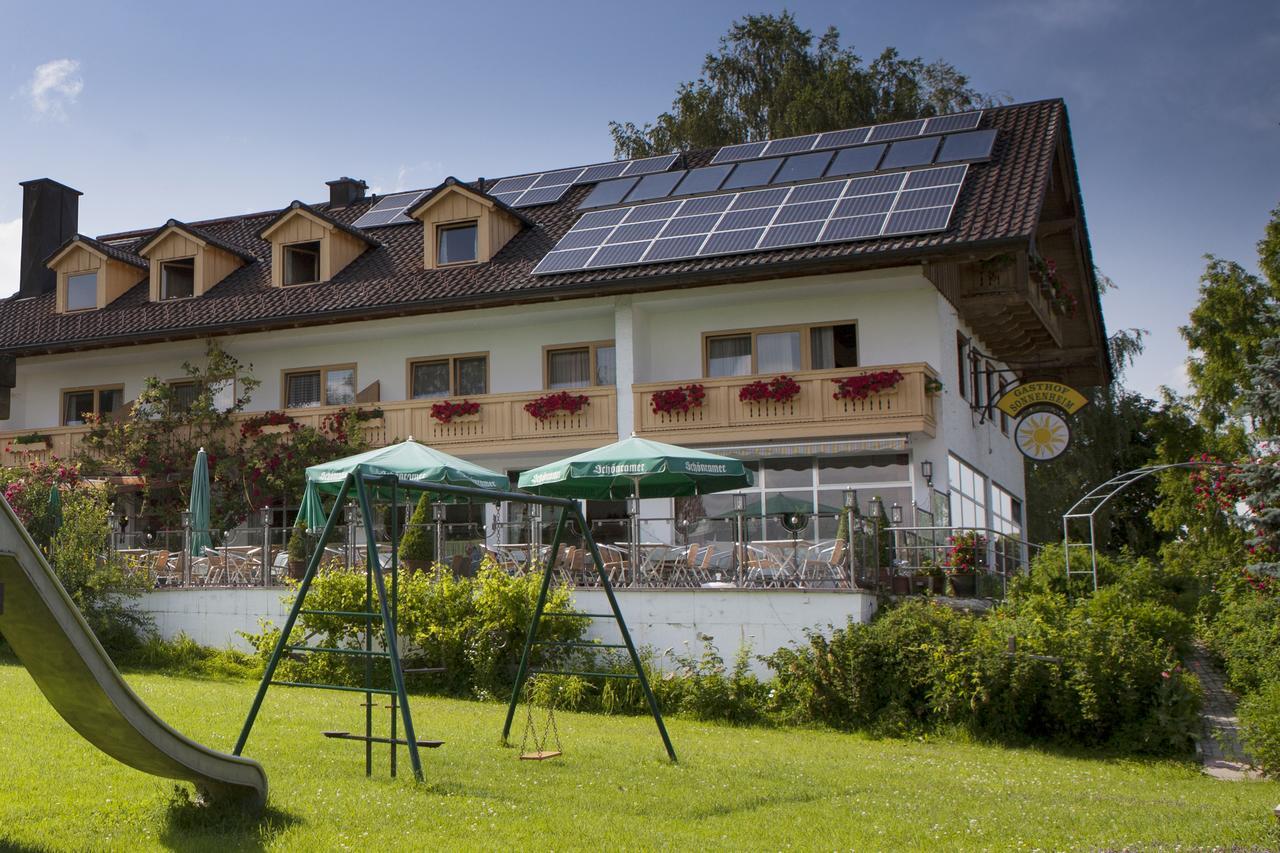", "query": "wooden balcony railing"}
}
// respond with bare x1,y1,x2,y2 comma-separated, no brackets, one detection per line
0,386,619,469
632,363,937,445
